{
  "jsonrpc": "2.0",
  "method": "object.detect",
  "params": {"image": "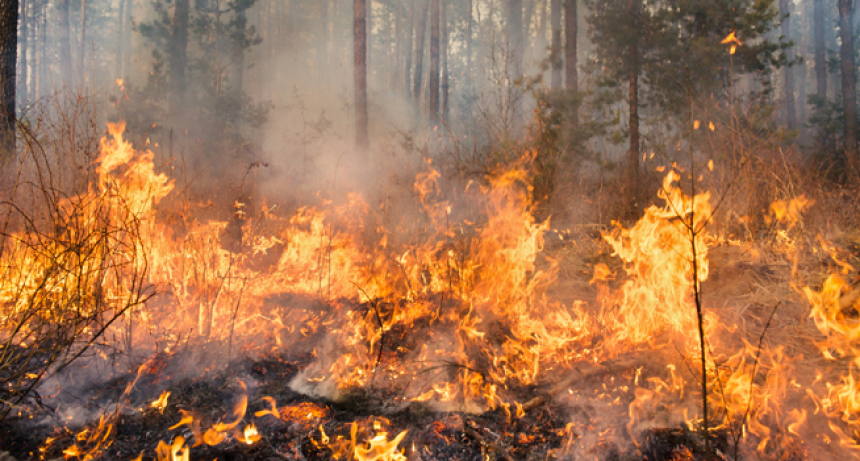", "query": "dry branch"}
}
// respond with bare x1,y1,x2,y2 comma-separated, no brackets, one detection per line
463,423,516,461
